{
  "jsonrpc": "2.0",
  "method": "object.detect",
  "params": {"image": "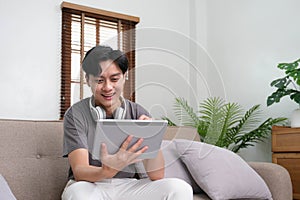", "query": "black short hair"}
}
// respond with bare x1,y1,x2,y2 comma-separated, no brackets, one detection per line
82,45,128,76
